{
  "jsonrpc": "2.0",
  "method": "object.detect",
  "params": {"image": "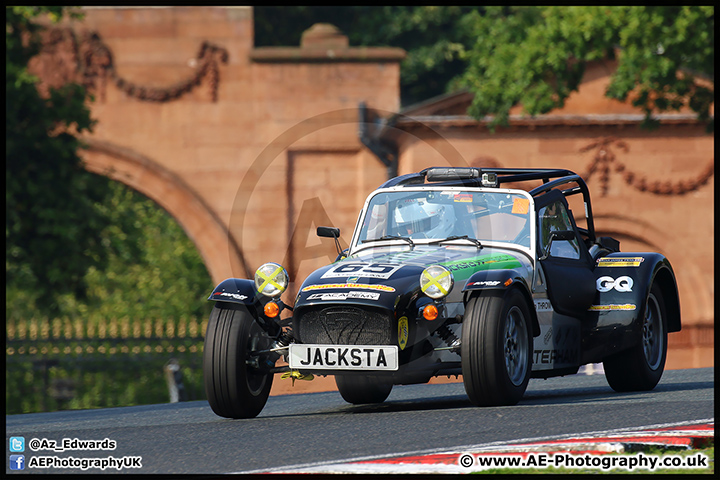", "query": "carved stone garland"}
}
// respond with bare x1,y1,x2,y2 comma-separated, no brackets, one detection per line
580,137,714,196
35,27,229,103
33,30,713,195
